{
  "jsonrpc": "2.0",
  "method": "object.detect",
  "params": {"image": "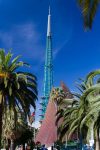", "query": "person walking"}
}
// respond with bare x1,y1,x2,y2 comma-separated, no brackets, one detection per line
41,145,48,150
